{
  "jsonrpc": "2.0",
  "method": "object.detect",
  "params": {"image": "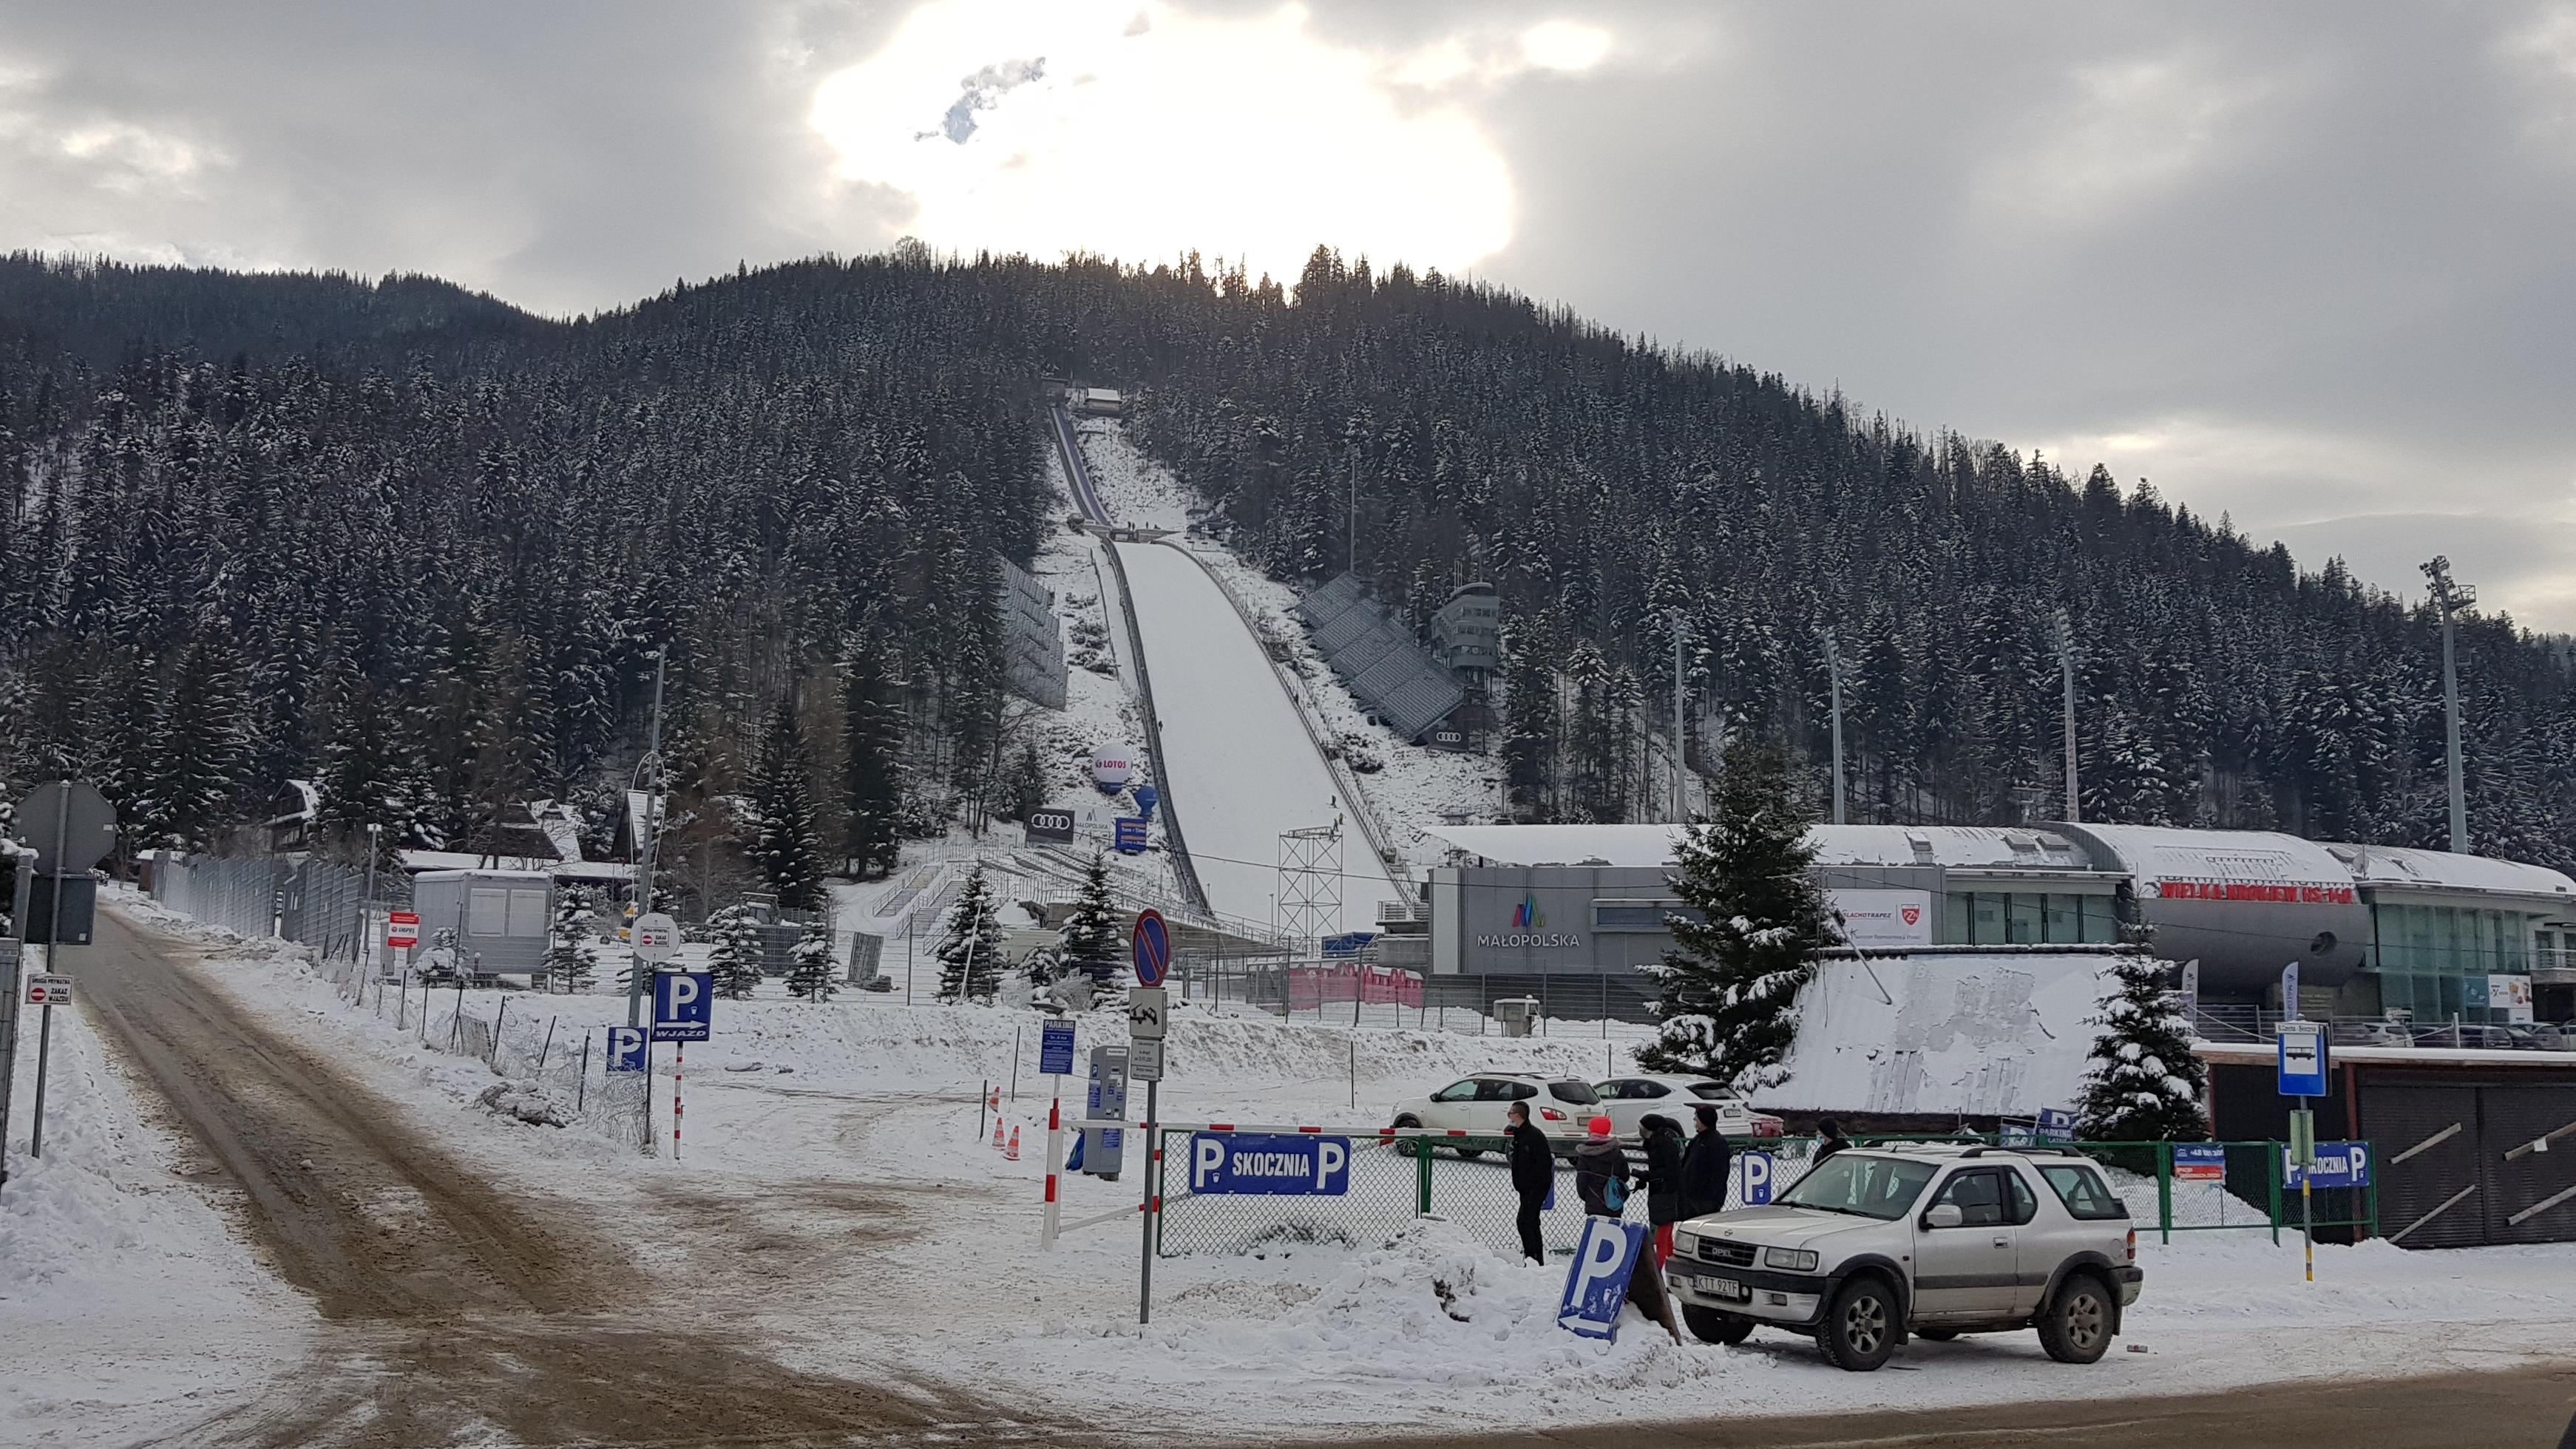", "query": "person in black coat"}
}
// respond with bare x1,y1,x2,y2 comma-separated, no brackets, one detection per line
1573,1116,1630,1217
1814,1118,1854,1163
1678,1102,1735,1221
1639,1113,1689,1266
1504,1100,1553,1264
